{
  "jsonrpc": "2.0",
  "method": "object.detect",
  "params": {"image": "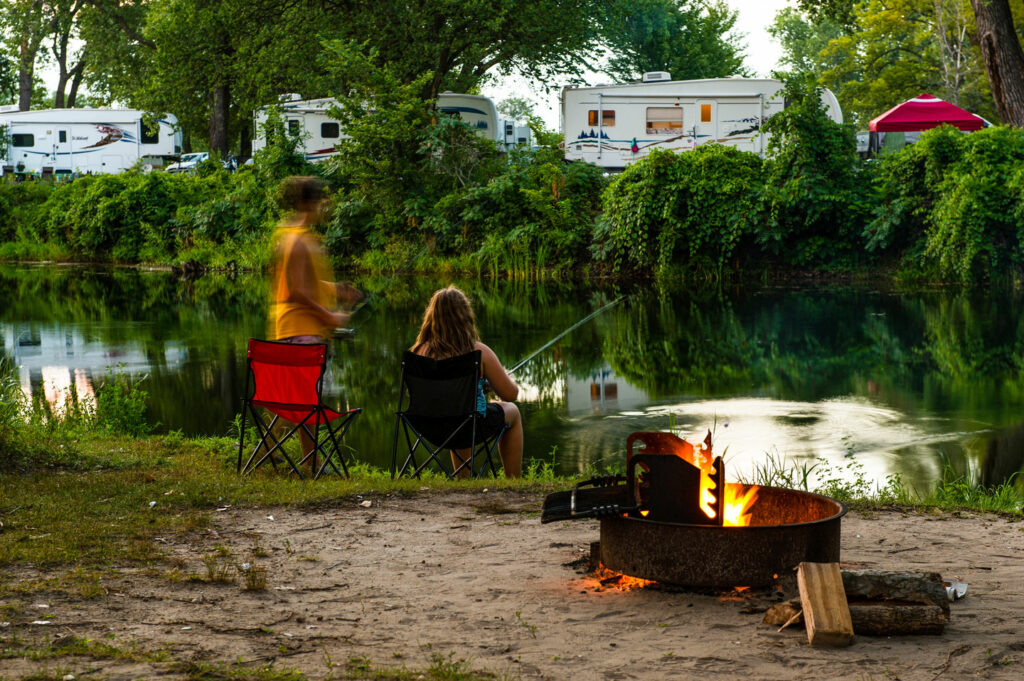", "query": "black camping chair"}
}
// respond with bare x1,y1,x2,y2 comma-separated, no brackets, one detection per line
391,350,509,479
237,339,361,479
